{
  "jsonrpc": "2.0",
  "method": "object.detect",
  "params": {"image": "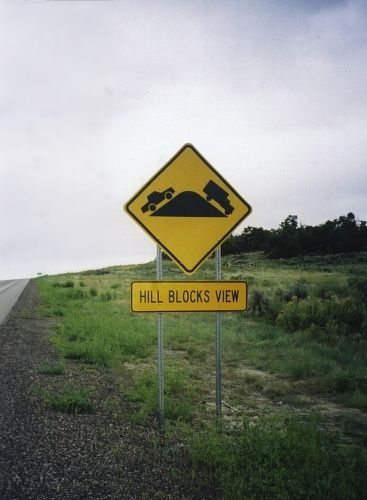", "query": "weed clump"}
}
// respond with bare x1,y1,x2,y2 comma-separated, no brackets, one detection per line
100,291,112,302
53,309,64,317
283,279,309,301
38,387,95,414
52,280,74,288
67,289,85,300
38,362,65,376
125,363,198,423
249,289,268,315
189,415,367,499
